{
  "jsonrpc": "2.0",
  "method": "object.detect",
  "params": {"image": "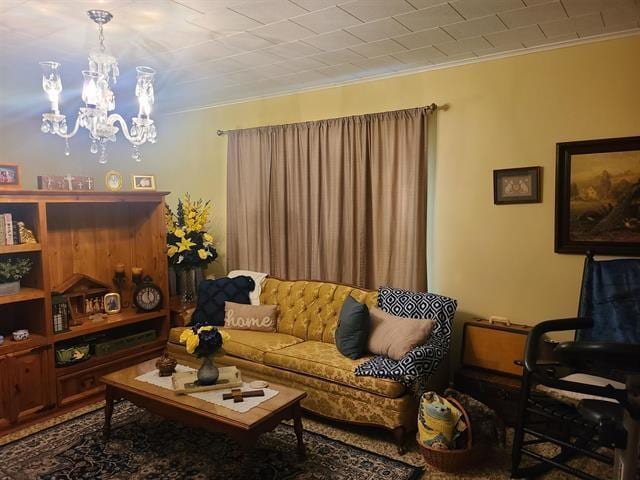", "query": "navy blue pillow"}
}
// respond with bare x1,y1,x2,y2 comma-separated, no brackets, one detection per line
335,296,370,360
190,276,255,326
